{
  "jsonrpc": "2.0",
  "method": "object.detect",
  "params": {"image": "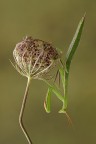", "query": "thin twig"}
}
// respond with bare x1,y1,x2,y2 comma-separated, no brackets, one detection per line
64,111,73,126
19,77,33,144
